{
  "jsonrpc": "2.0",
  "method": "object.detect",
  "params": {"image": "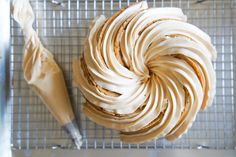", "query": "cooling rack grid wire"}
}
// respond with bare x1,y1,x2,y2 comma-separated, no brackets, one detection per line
9,0,236,149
